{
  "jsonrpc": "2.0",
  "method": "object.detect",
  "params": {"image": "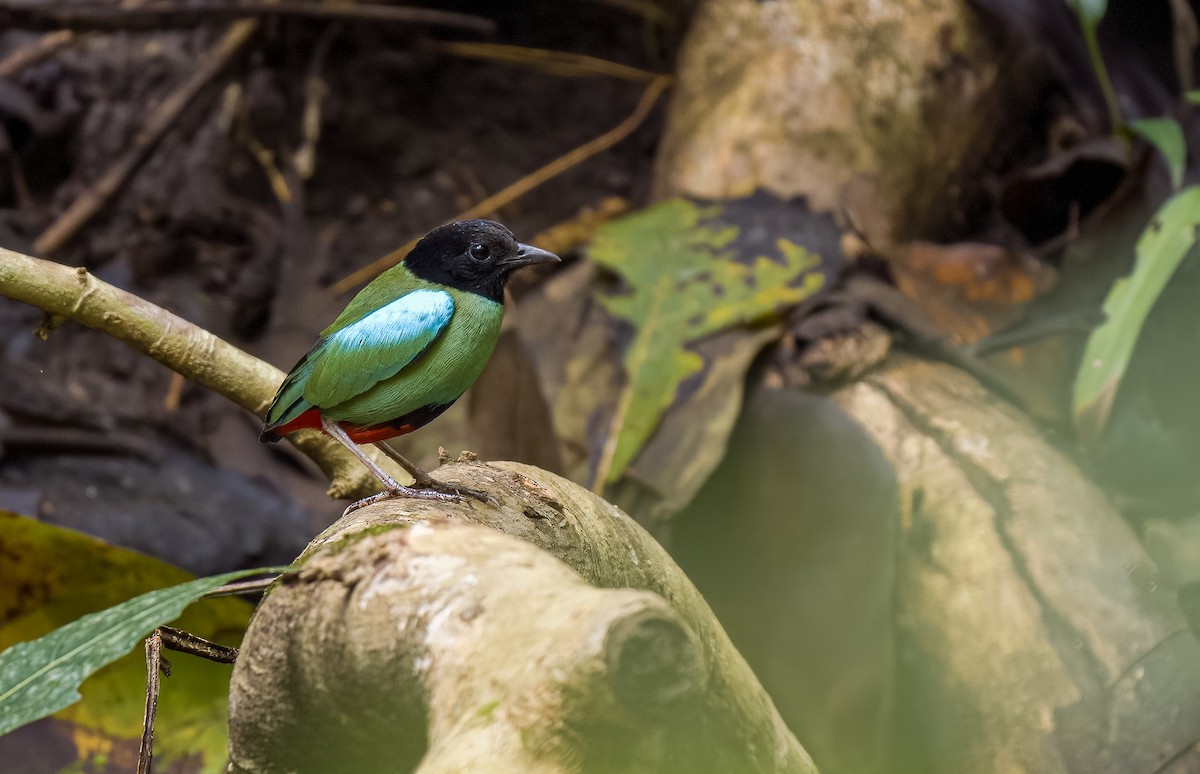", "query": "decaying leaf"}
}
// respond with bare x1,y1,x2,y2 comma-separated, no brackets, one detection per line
0,512,261,773
887,240,1055,343
514,193,842,519
588,196,830,488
